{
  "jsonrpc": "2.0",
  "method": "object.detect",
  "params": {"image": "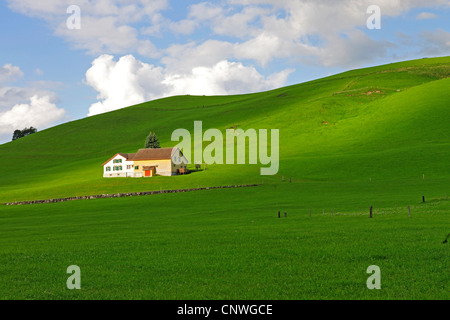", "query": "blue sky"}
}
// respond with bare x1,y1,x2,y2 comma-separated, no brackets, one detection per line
0,0,449,143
